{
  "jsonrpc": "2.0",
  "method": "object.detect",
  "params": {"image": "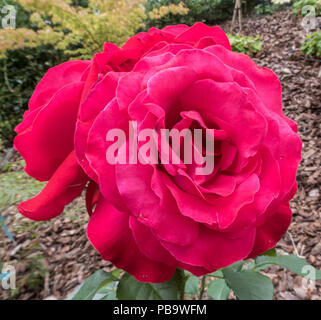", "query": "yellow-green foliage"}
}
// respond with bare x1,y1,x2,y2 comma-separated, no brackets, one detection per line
0,28,38,58
0,0,146,59
148,2,189,20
